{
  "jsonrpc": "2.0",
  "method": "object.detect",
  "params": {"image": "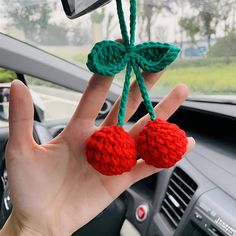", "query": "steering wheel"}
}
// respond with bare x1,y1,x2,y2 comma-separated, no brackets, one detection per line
0,122,127,236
